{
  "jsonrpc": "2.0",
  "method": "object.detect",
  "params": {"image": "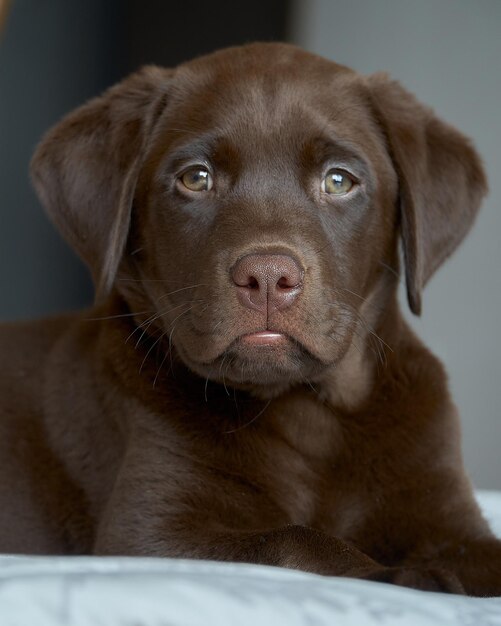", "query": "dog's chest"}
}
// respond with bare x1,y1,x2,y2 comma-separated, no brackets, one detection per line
224,392,366,533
